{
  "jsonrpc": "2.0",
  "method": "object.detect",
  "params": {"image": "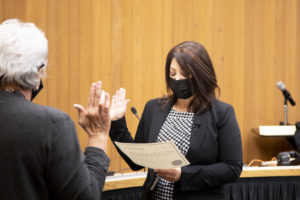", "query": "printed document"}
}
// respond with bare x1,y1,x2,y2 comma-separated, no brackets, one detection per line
114,141,190,169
